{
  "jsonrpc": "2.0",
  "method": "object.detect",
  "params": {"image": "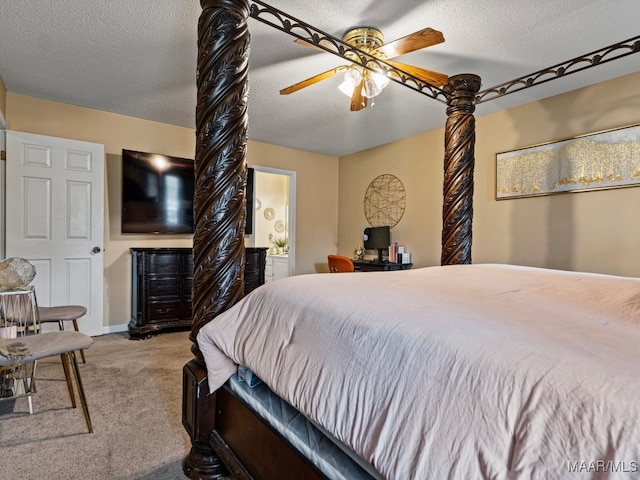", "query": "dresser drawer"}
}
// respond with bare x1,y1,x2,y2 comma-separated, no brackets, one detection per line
182,301,192,320
146,301,180,323
147,277,180,298
182,276,193,294
245,247,267,295
244,280,258,295
183,254,194,273
147,254,181,274
246,249,265,271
